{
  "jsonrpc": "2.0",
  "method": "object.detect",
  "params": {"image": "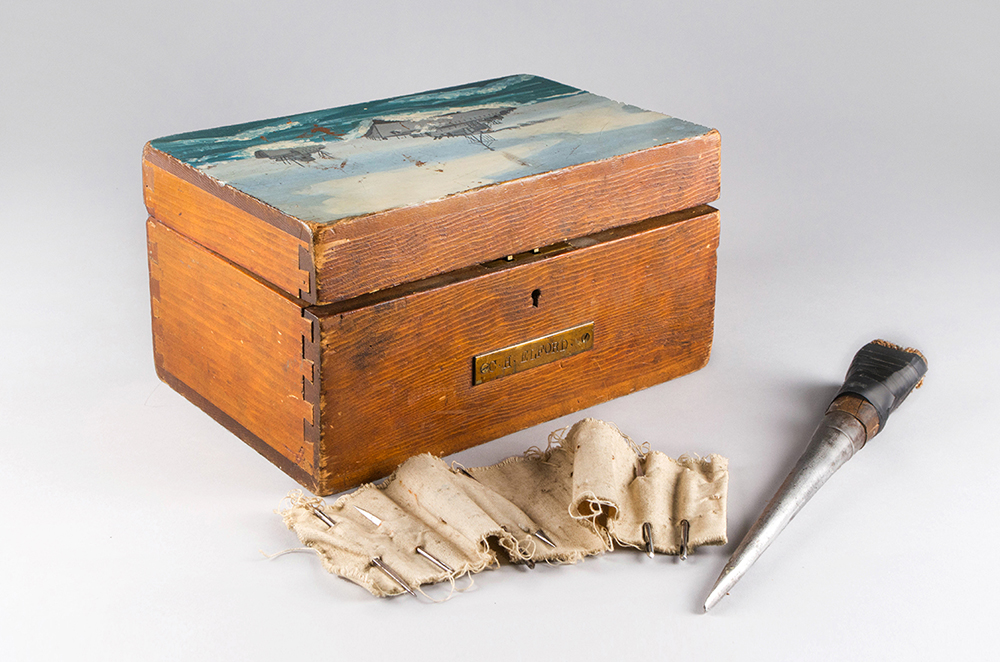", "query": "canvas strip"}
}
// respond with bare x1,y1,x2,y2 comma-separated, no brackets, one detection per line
280,418,728,597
